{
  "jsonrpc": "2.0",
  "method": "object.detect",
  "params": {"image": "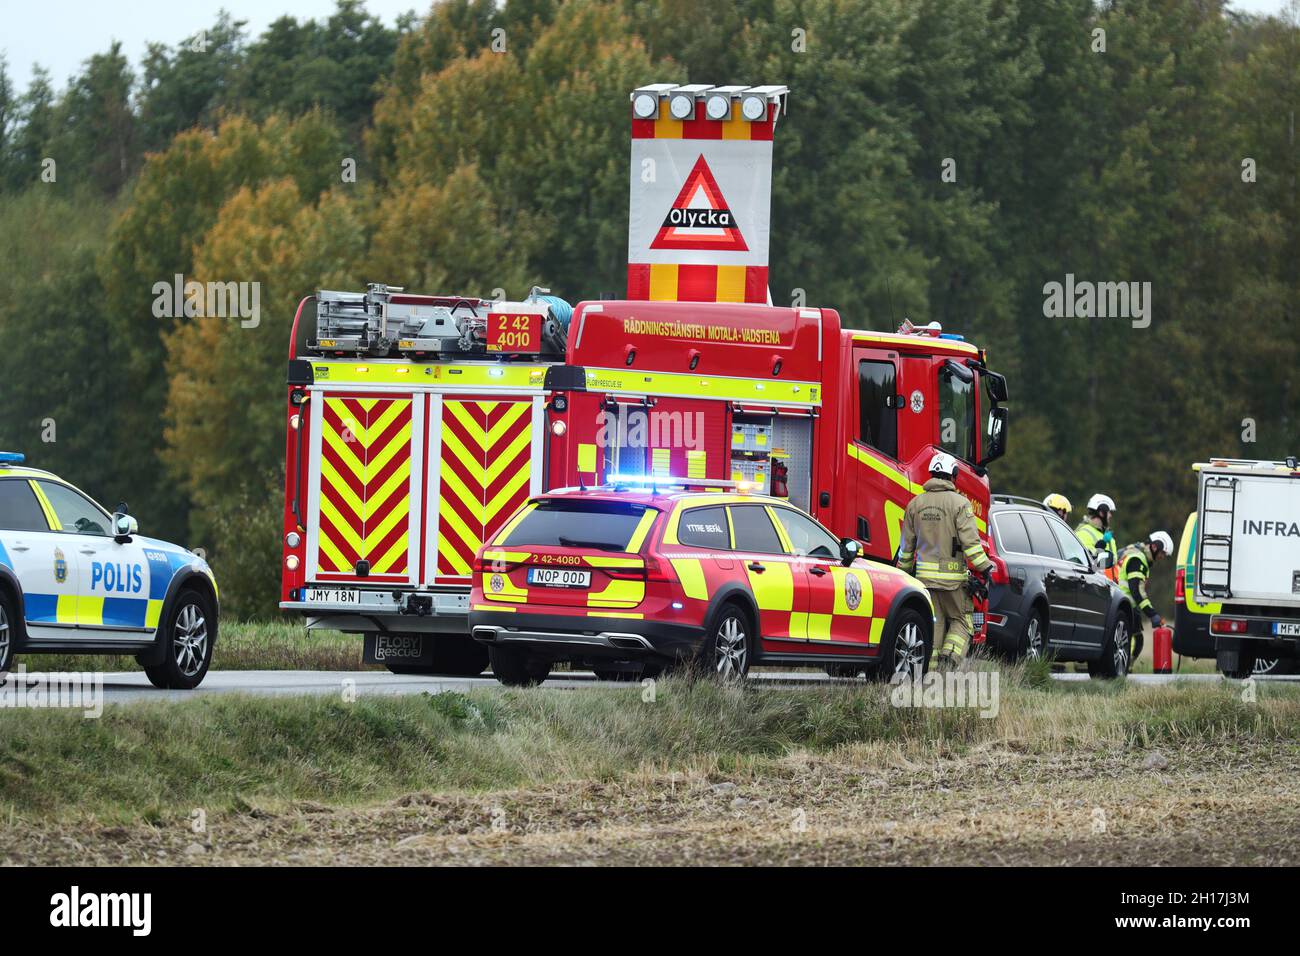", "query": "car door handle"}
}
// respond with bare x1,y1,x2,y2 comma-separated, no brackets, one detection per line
809,566,828,577
748,562,766,573
79,548,97,556
10,541,29,552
